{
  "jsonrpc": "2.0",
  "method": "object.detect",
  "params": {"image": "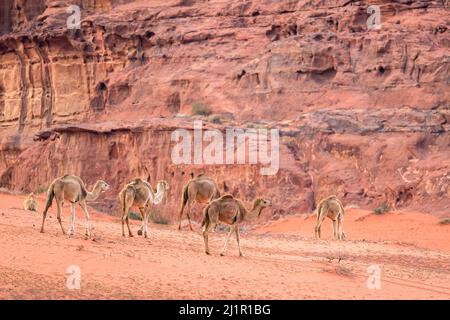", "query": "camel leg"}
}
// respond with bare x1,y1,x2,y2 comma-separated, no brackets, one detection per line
121,214,133,237
141,206,150,239
67,204,76,235
203,219,215,255
315,213,326,239
137,207,145,236
40,208,48,233
178,201,186,230
338,216,345,240
125,215,133,237
121,212,126,237
186,201,194,231
220,226,235,256
235,225,244,257
332,219,338,240
121,204,127,237
80,201,91,237
56,200,66,235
